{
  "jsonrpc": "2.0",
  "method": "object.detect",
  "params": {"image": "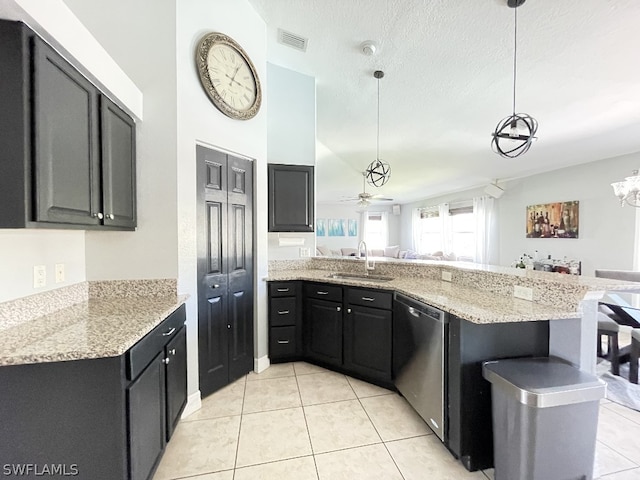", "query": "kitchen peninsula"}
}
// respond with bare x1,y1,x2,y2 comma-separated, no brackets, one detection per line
266,256,639,470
